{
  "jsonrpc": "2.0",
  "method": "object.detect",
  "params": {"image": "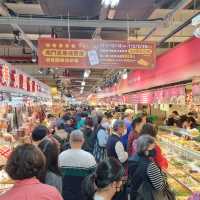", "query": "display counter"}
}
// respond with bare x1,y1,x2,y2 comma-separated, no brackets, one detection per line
158,126,200,199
